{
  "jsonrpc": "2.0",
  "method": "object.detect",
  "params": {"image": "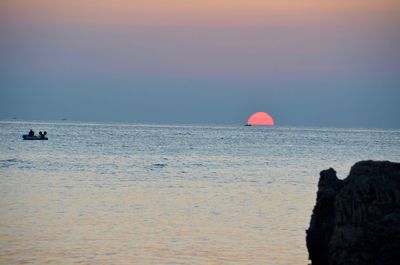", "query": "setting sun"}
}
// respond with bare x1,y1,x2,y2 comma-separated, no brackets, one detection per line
247,112,275,126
